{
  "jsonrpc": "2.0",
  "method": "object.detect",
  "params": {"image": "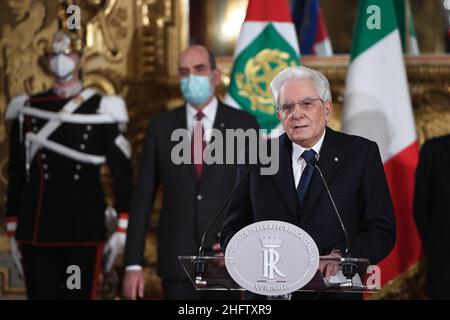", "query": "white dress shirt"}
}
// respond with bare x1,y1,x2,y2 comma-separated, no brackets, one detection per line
186,97,218,141
291,129,326,188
